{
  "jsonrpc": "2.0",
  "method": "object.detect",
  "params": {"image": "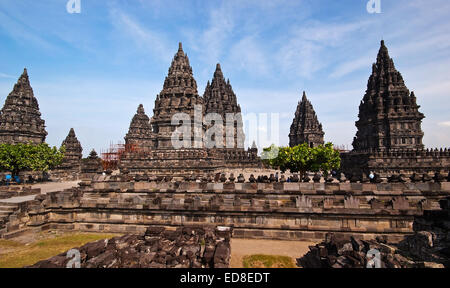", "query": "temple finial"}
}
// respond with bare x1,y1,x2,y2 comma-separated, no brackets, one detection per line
137,104,145,113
